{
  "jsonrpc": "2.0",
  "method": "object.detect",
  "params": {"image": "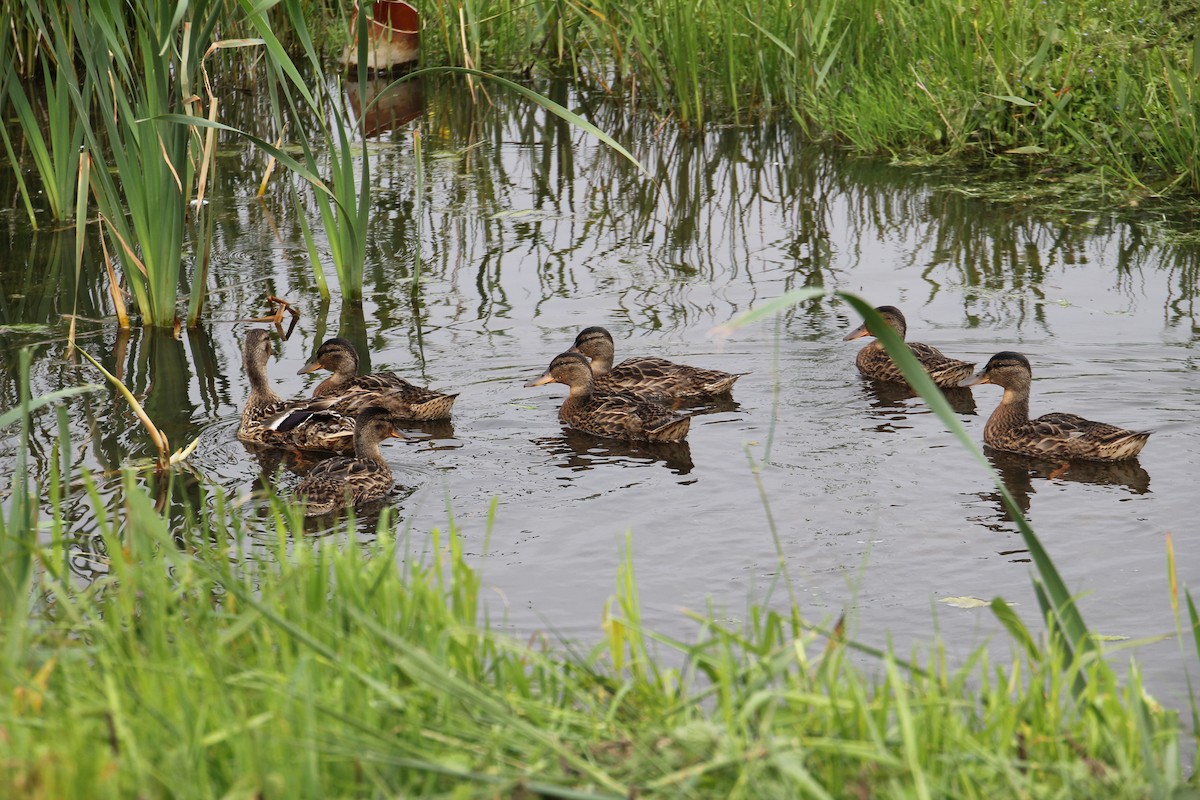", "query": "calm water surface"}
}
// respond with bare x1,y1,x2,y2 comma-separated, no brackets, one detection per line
1,79,1197,709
